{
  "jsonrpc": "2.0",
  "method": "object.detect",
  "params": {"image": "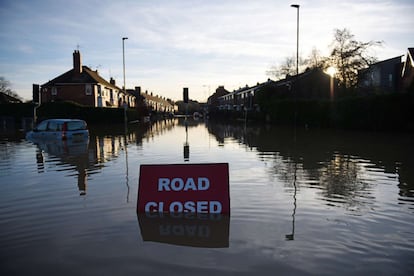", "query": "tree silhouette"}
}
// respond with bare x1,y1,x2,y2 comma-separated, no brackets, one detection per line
0,76,22,101
266,56,298,80
266,28,381,87
330,28,382,88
